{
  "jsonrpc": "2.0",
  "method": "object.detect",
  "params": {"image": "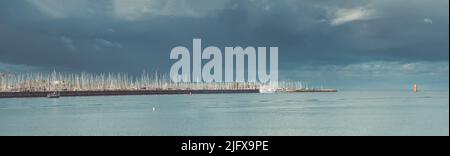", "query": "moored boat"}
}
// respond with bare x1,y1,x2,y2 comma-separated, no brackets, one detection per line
47,91,60,98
